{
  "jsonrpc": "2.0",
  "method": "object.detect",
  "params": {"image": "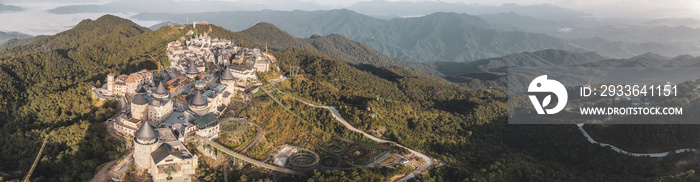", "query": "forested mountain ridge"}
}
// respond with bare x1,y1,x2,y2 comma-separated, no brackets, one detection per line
437,49,608,75
205,22,440,75
301,33,440,75
435,49,700,91
0,31,32,45
0,15,181,181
